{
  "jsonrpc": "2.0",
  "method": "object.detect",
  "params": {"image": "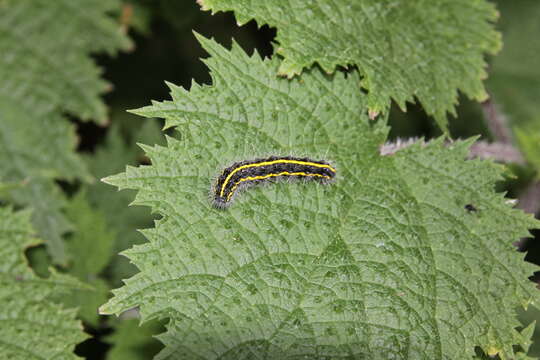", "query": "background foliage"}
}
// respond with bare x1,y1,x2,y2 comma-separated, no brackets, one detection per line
0,0,539,359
